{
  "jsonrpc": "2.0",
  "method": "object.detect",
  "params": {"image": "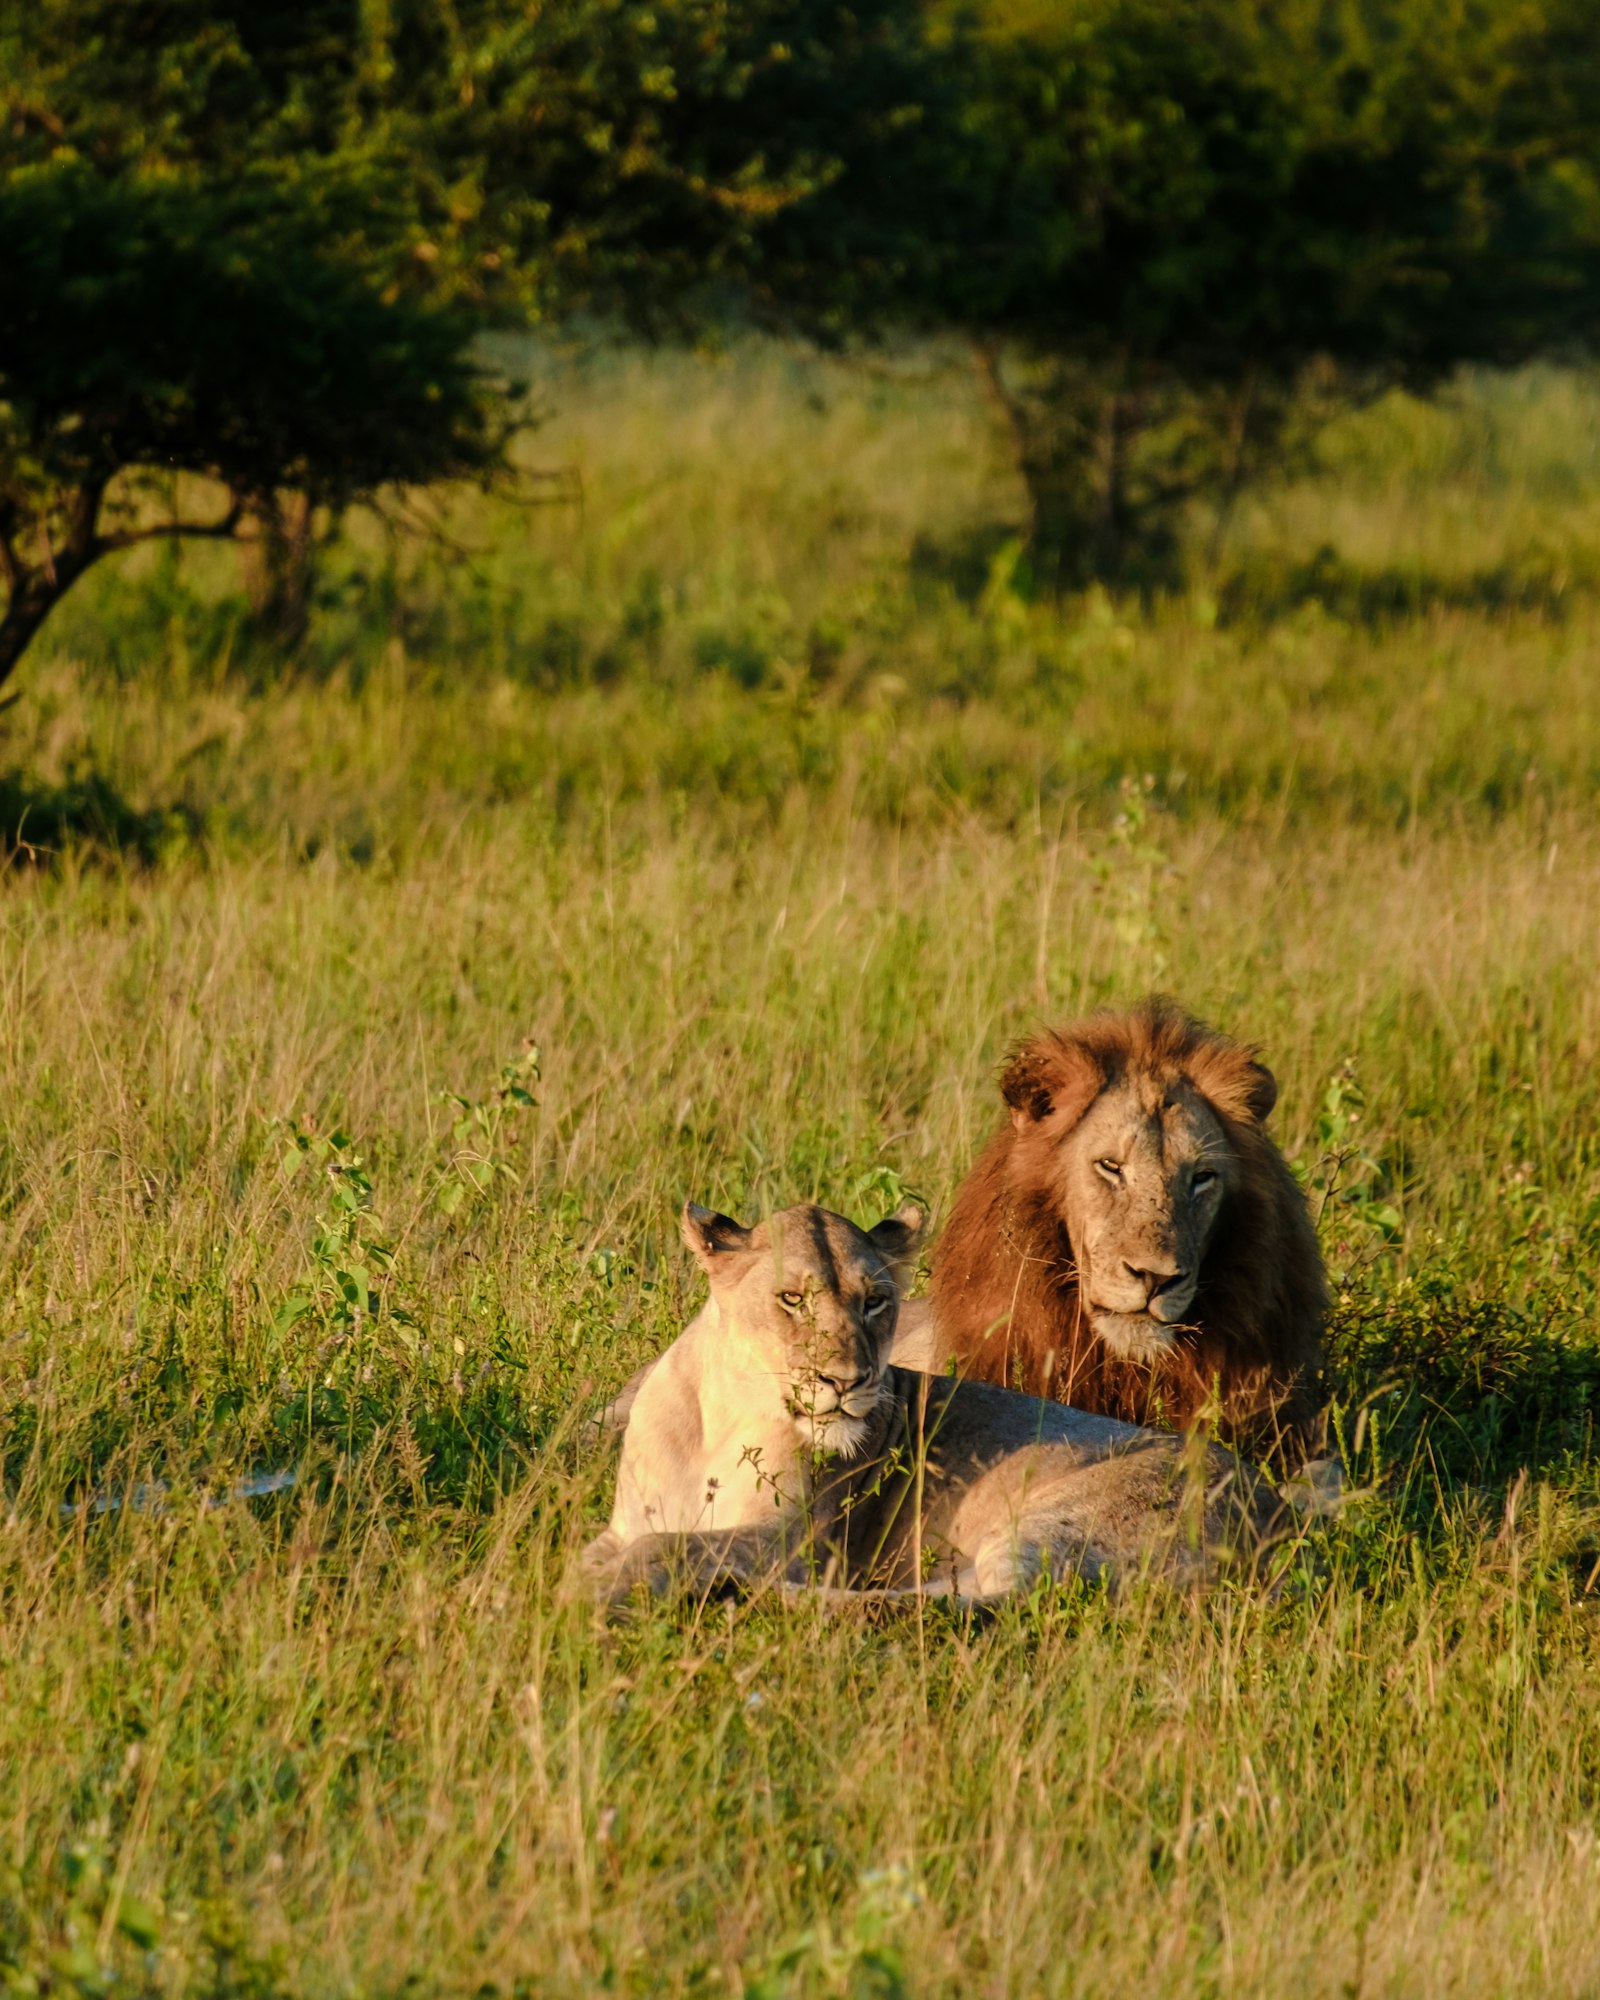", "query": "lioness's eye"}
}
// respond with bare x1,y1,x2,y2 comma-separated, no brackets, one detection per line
864,1294,890,1317
1192,1170,1217,1194
779,1291,805,1310
1095,1158,1123,1180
